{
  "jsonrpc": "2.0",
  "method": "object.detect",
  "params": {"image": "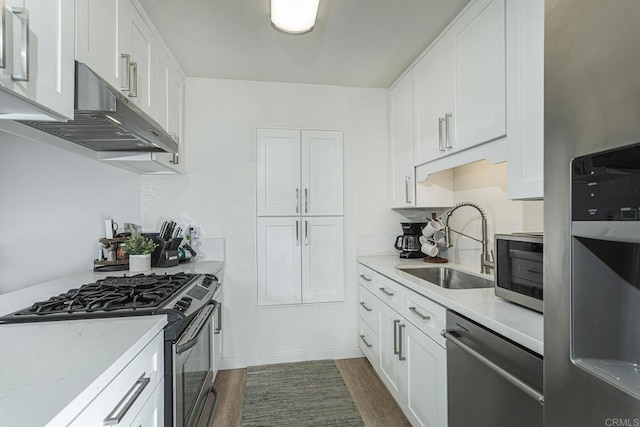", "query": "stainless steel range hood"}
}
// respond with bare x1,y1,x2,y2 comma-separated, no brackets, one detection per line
19,62,178,154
